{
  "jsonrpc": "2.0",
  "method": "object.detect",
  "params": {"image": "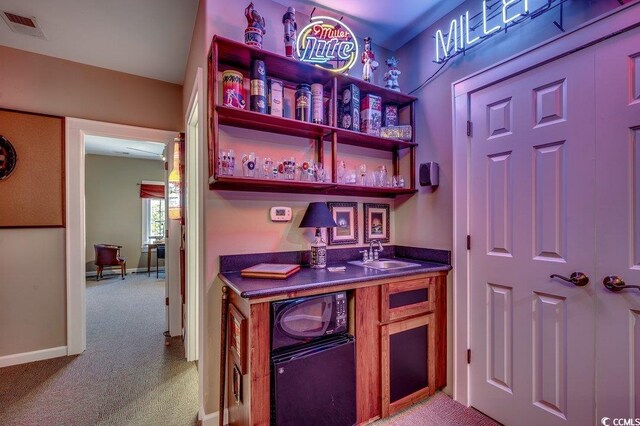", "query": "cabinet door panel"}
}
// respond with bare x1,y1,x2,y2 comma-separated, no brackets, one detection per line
382,313,436,416
382,277,436,322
